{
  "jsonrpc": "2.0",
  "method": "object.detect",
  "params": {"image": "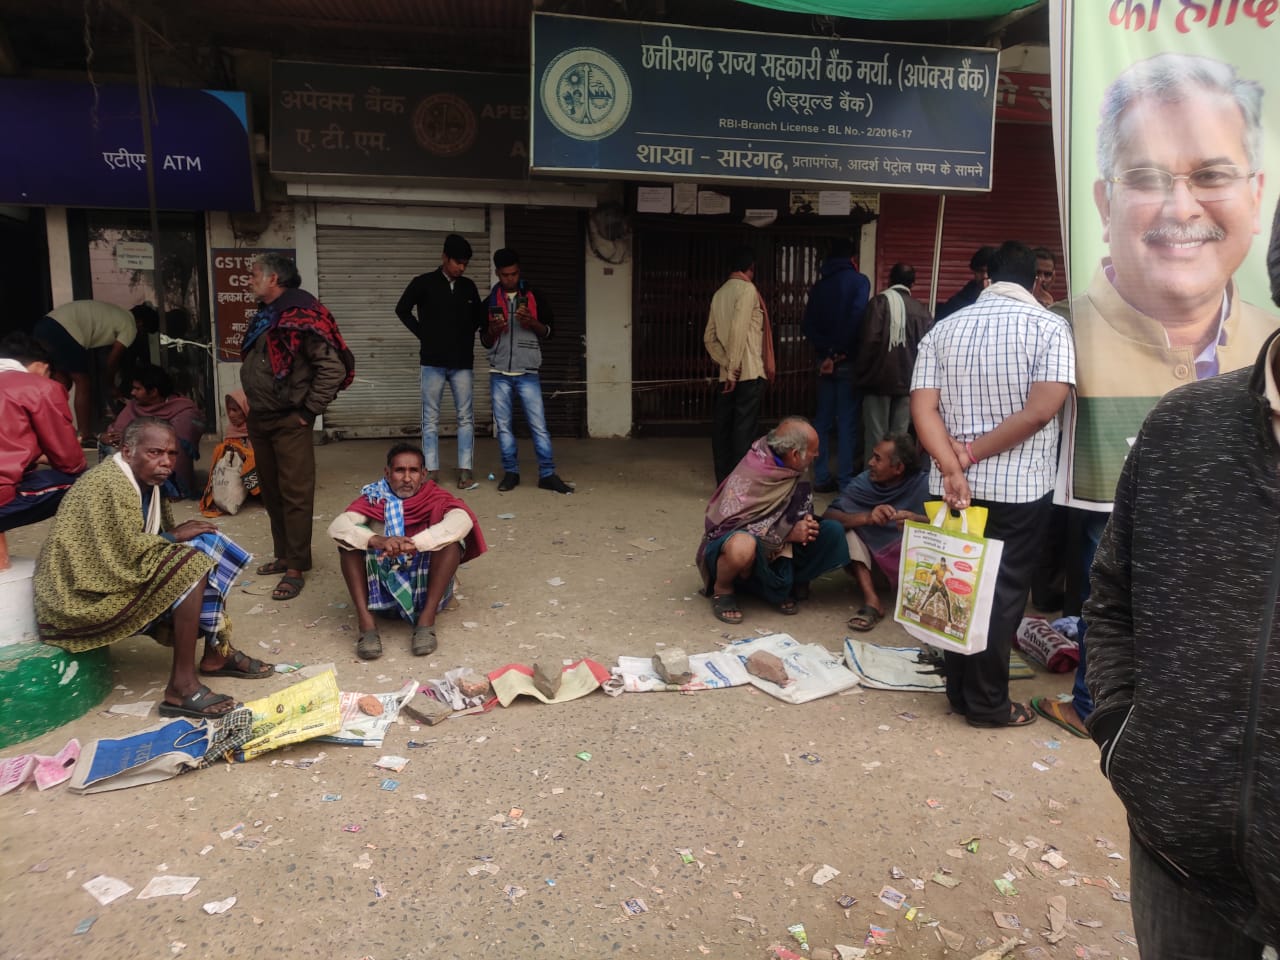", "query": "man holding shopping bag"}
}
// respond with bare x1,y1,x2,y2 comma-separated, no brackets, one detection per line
909,241,1075,728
